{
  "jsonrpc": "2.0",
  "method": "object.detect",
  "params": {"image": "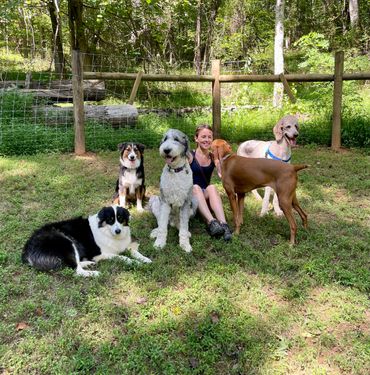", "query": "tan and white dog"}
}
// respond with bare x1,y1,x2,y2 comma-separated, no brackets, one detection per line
237,115,299,216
